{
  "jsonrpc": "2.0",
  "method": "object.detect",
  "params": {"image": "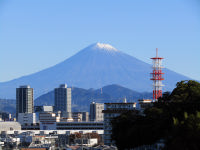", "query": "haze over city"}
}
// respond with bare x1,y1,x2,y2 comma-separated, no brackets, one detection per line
0,0,200,82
